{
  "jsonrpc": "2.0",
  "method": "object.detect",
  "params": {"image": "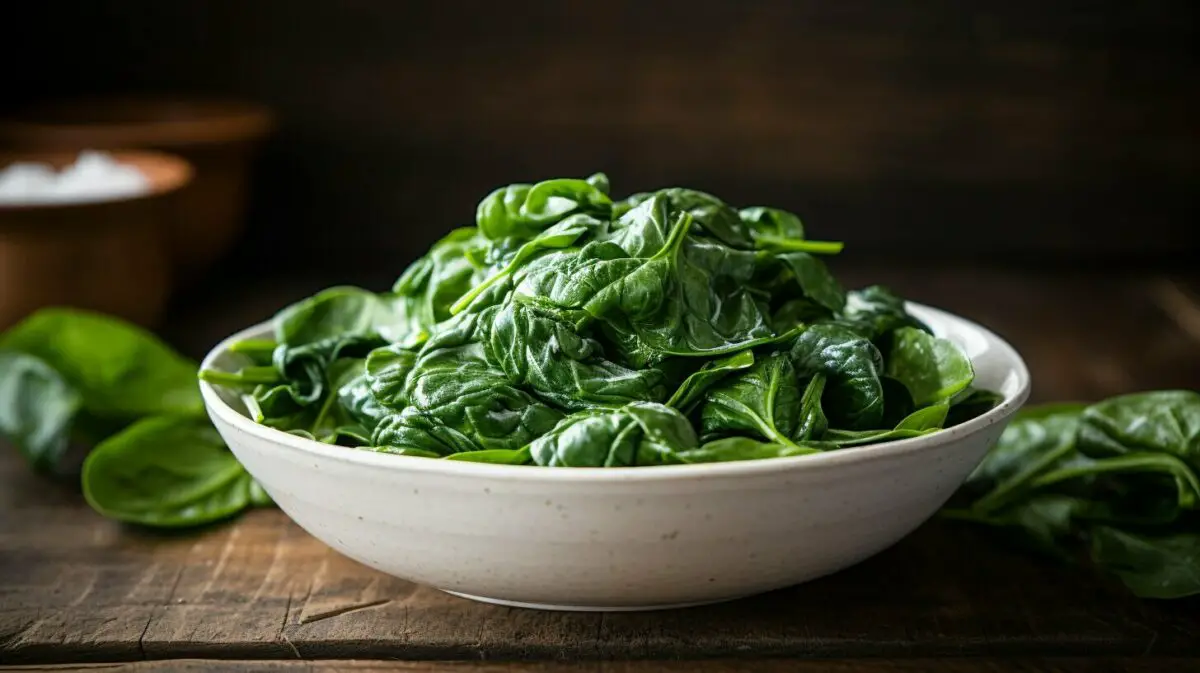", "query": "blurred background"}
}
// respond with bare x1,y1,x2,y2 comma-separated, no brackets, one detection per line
1,1,1197,396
